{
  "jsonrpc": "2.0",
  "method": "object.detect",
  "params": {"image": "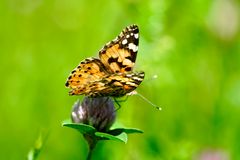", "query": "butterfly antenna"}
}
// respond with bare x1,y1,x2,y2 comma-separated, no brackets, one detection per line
128,91,162,110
